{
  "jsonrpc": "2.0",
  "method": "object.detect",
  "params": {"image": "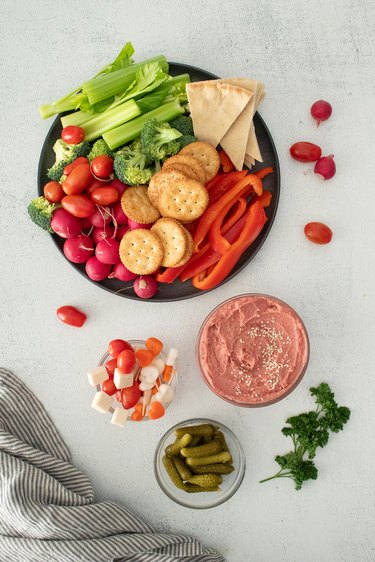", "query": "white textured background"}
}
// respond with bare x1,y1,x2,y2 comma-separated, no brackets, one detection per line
1,1,374,561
